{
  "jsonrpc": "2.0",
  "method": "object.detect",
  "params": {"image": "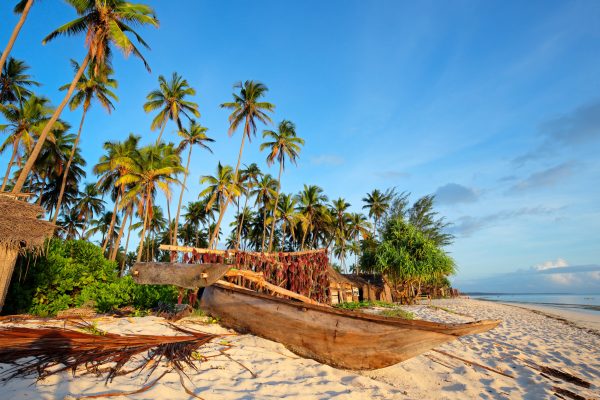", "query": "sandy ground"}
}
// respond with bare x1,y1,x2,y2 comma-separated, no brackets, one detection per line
0,299,599,399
